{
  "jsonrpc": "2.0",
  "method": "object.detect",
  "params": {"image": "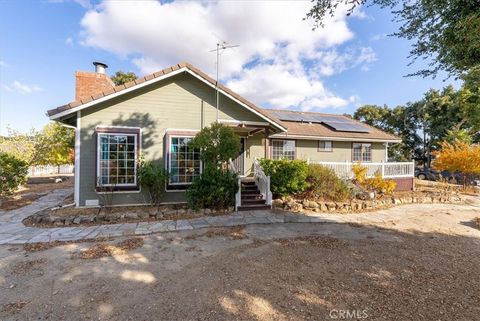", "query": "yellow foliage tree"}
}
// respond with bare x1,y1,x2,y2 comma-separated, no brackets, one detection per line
432,141,480,186
352,162,397,195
